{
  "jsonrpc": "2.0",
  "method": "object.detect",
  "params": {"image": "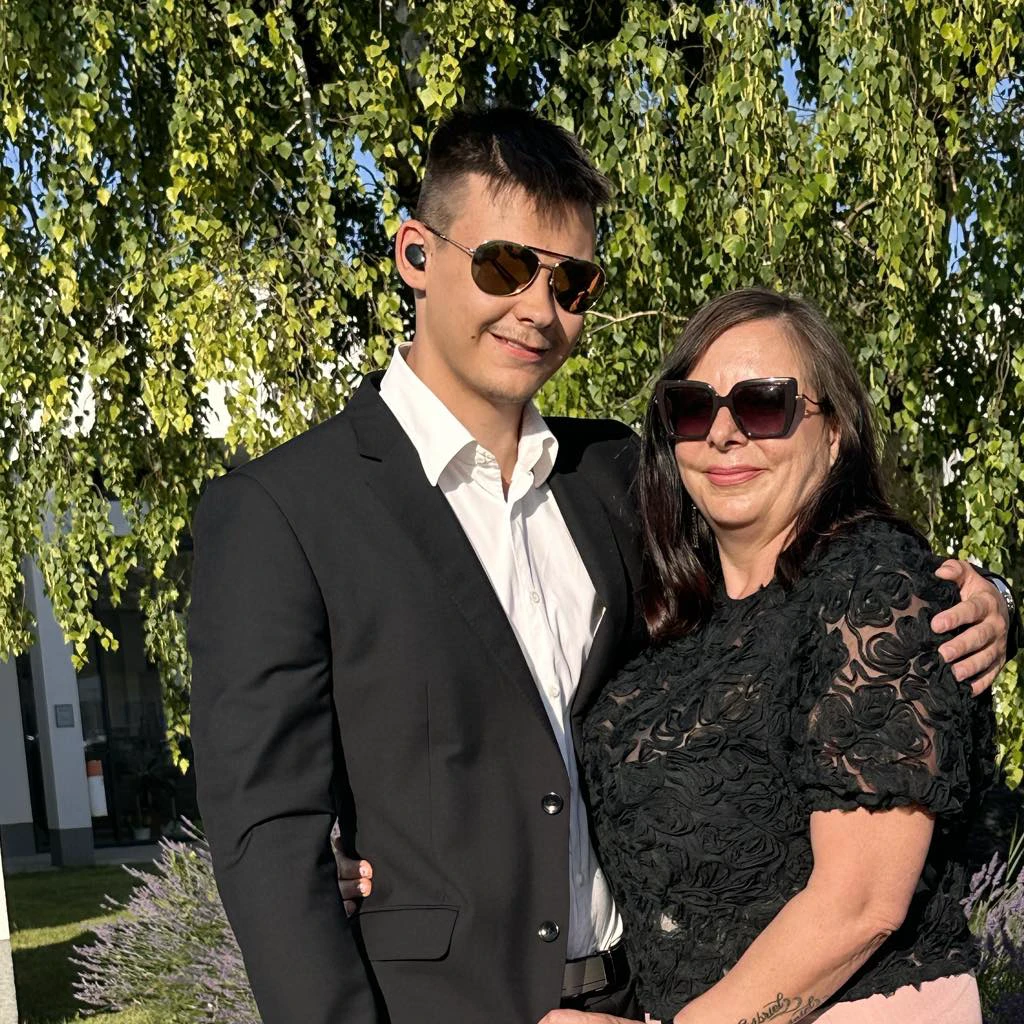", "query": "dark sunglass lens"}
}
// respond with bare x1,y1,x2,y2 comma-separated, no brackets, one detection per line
733,382,789,437
552,261,605,313
667,386,714,439
472,242,538,295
